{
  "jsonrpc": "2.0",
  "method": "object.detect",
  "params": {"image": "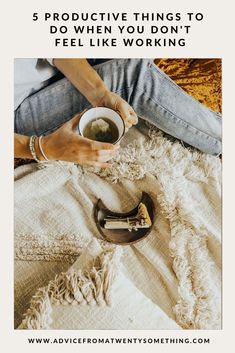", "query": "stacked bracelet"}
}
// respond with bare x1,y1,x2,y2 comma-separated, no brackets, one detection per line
29,135,41,162
38,136,49,161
